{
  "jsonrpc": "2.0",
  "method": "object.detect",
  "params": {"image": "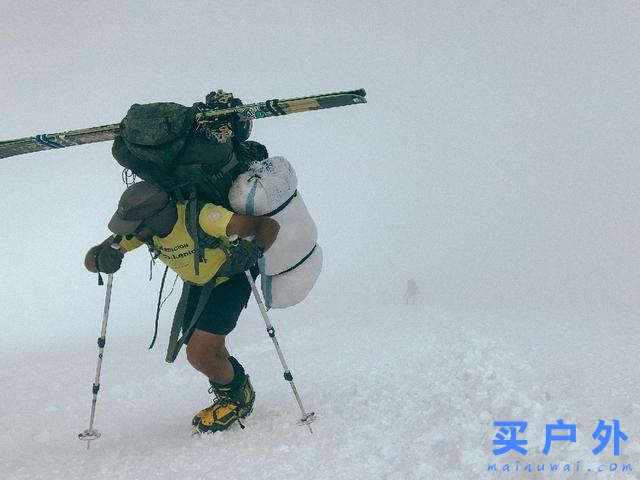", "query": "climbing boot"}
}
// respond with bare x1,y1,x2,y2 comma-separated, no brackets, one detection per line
192,357,255,434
